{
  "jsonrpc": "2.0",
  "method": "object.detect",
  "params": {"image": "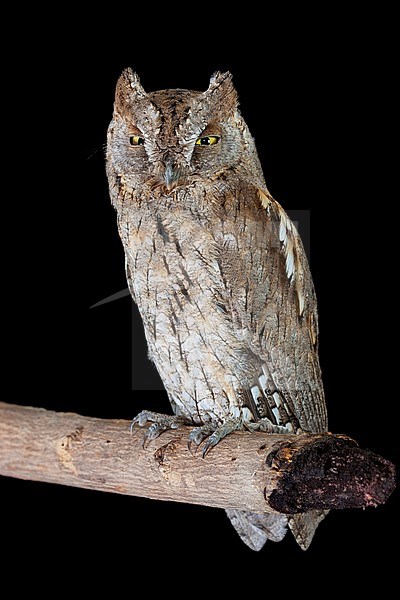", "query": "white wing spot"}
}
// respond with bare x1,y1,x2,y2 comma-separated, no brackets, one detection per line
279,218,287,244
242,407,254,422
272,407,281,423
259,374,268,393
258,190,306,316
273,392,282,407
285,236,295,280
